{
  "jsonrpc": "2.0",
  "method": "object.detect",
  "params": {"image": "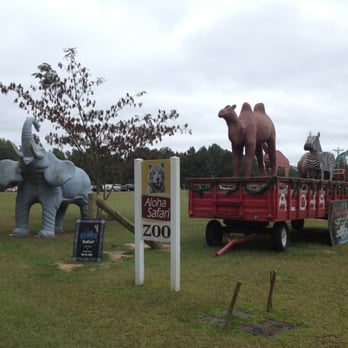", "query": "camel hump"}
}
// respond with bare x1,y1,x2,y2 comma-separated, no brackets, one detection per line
241,102,252,112
254,102,265,113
